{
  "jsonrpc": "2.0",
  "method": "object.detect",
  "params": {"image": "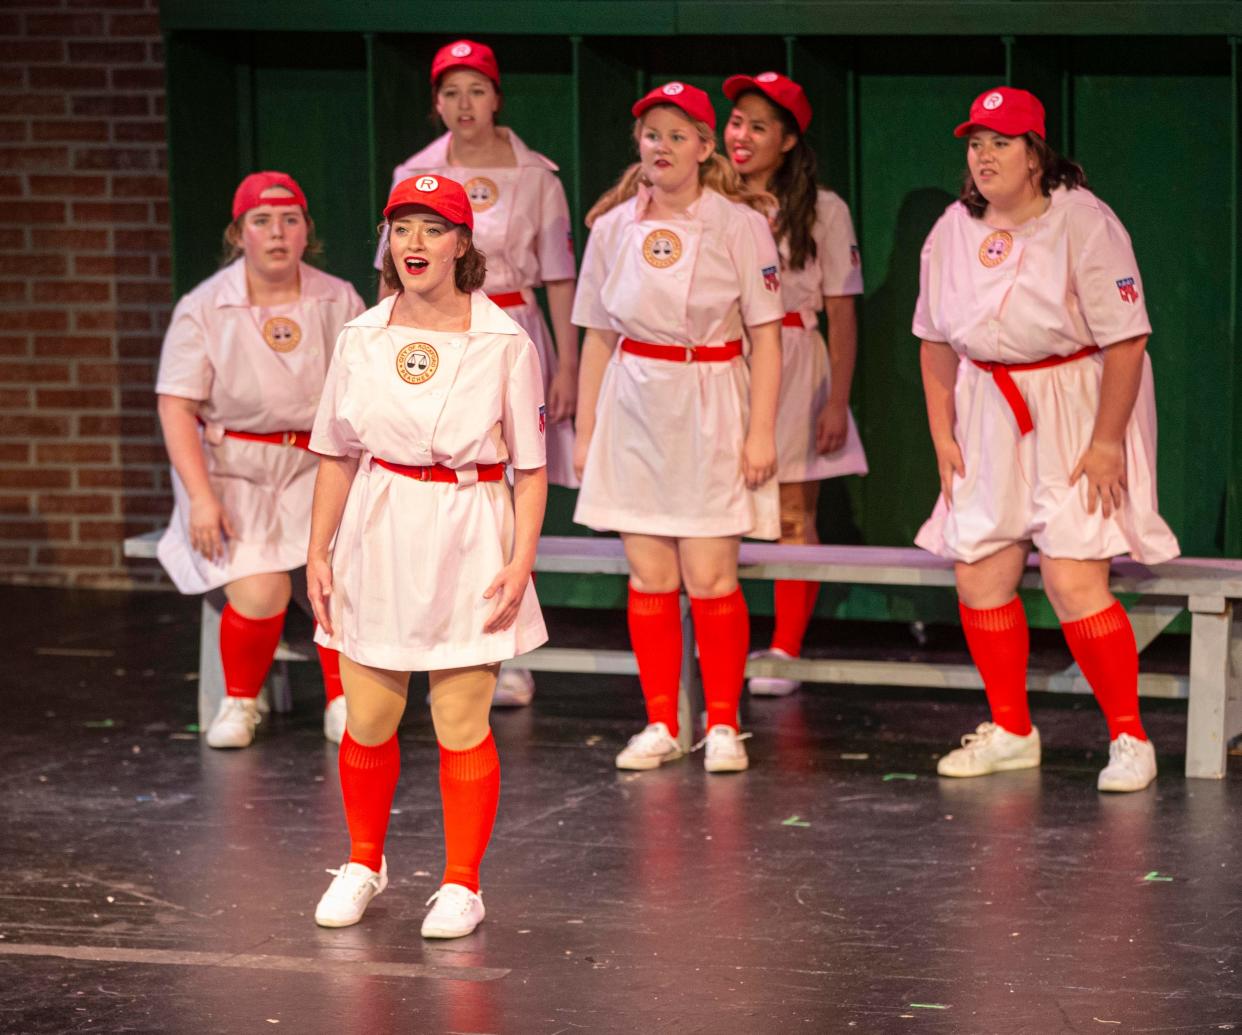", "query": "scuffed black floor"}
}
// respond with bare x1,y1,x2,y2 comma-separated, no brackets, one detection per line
0,587,1238,1034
